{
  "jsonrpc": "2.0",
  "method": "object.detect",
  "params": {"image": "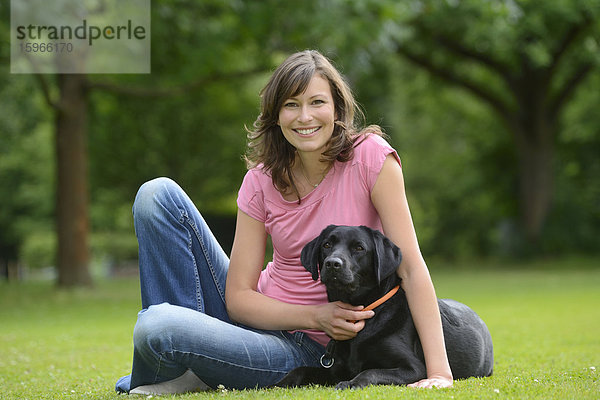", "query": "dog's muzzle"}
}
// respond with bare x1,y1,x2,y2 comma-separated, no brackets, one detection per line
321,256,355,287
